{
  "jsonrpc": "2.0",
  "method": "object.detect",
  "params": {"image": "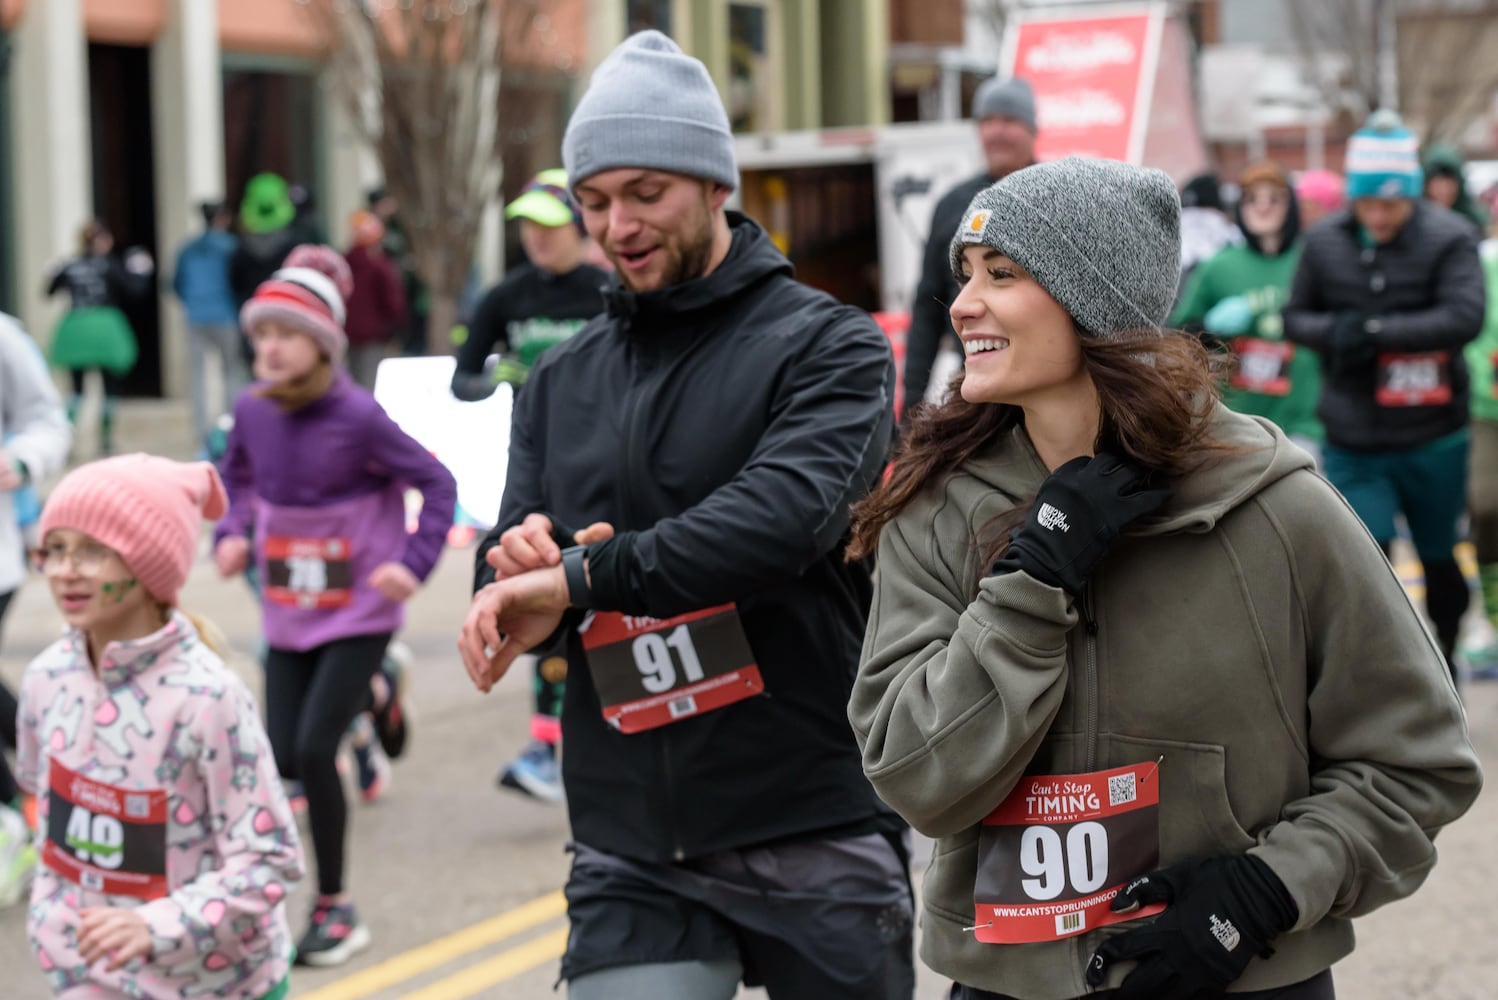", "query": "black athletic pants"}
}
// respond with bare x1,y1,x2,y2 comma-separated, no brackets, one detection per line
263,632,392,897
0,590,18,805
